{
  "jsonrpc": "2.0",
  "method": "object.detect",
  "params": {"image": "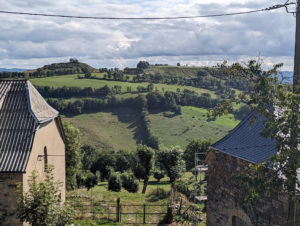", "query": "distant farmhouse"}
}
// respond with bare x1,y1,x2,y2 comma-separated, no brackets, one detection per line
0,80,65,225
206,111,298,225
